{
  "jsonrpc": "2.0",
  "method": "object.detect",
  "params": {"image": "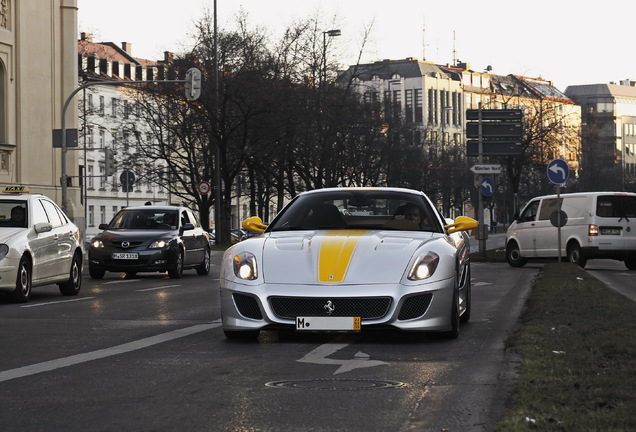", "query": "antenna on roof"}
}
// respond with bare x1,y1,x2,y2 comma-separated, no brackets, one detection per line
452,30,457,66
422,16,426,61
